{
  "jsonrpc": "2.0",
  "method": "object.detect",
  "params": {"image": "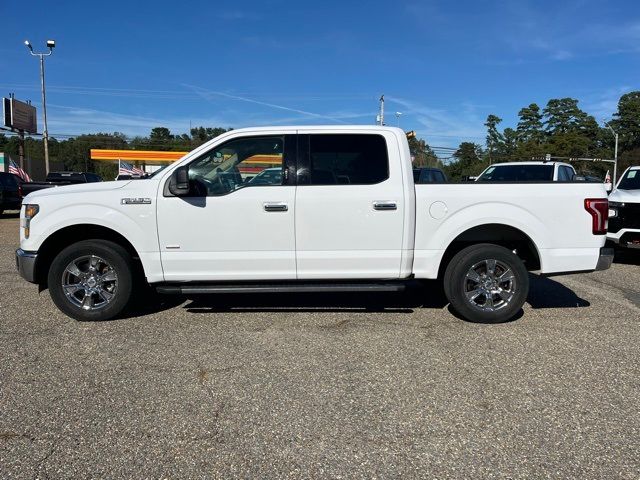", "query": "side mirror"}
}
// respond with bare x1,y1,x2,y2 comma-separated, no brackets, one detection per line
169,166,190,196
